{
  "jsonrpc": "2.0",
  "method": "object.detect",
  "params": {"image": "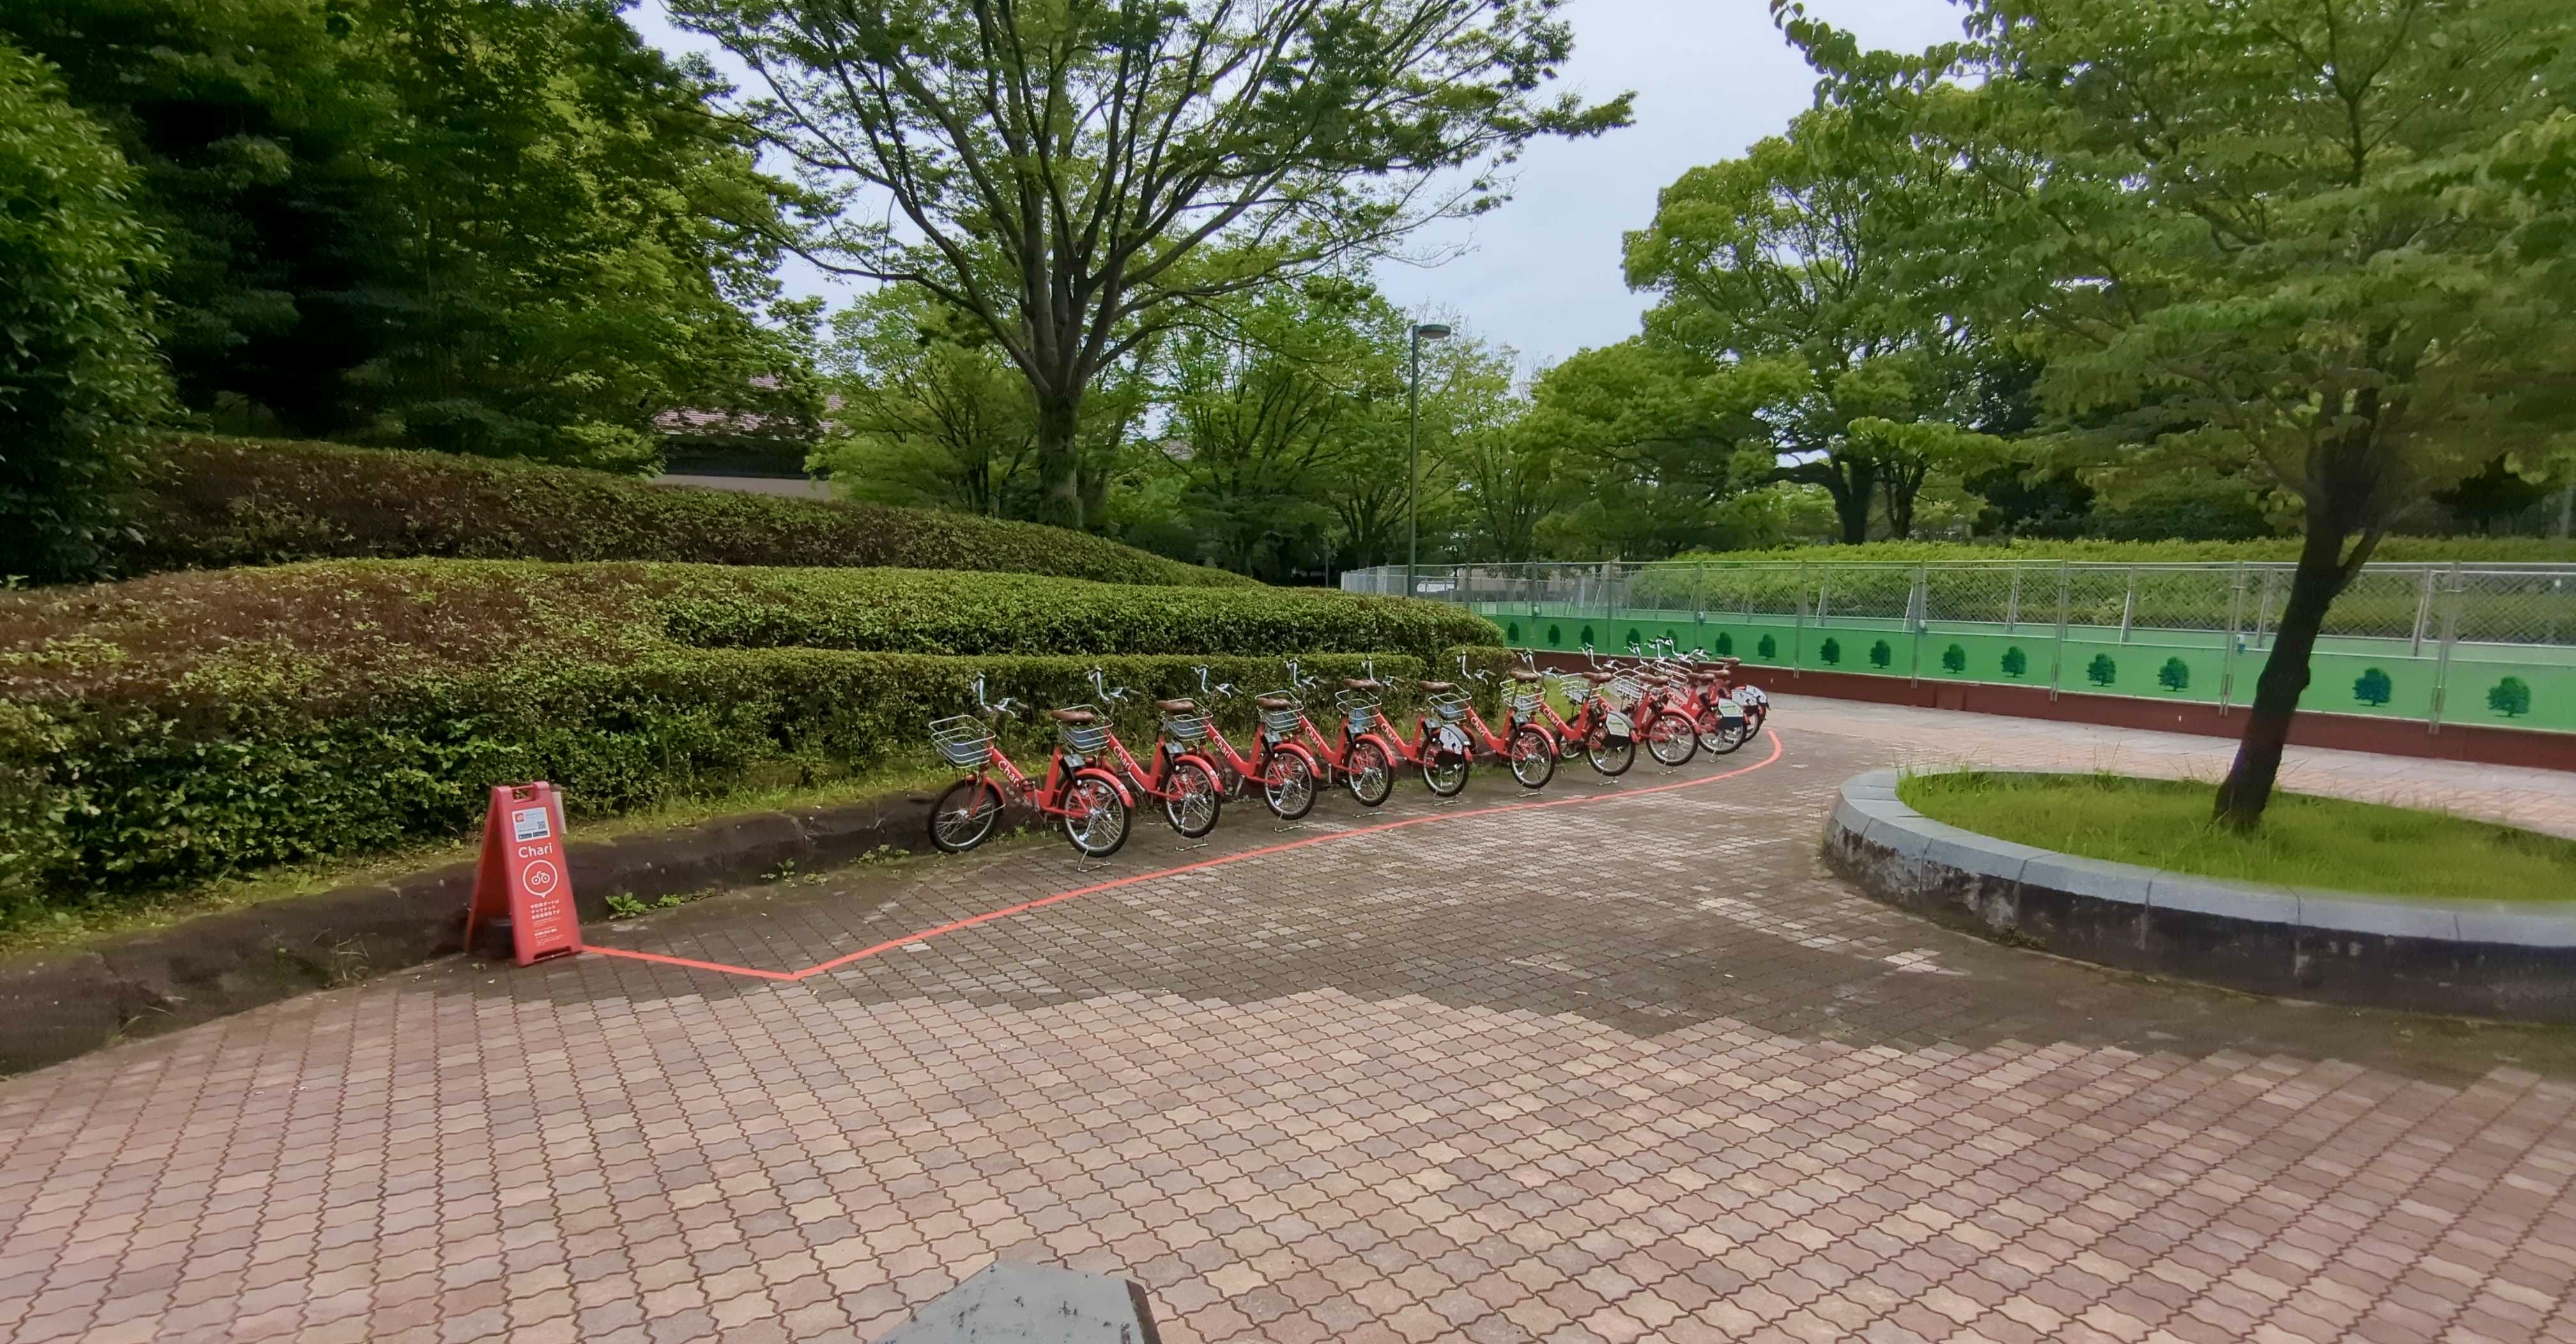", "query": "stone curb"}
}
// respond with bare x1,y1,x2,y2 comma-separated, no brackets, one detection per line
0,790,943,1076
1823,768,2576,1024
